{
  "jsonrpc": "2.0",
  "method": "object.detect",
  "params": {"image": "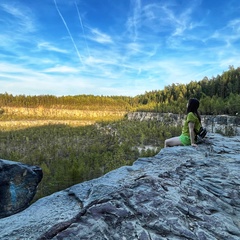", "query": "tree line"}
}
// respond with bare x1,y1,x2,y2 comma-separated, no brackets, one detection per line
136,66,240,114
1,66,240,115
